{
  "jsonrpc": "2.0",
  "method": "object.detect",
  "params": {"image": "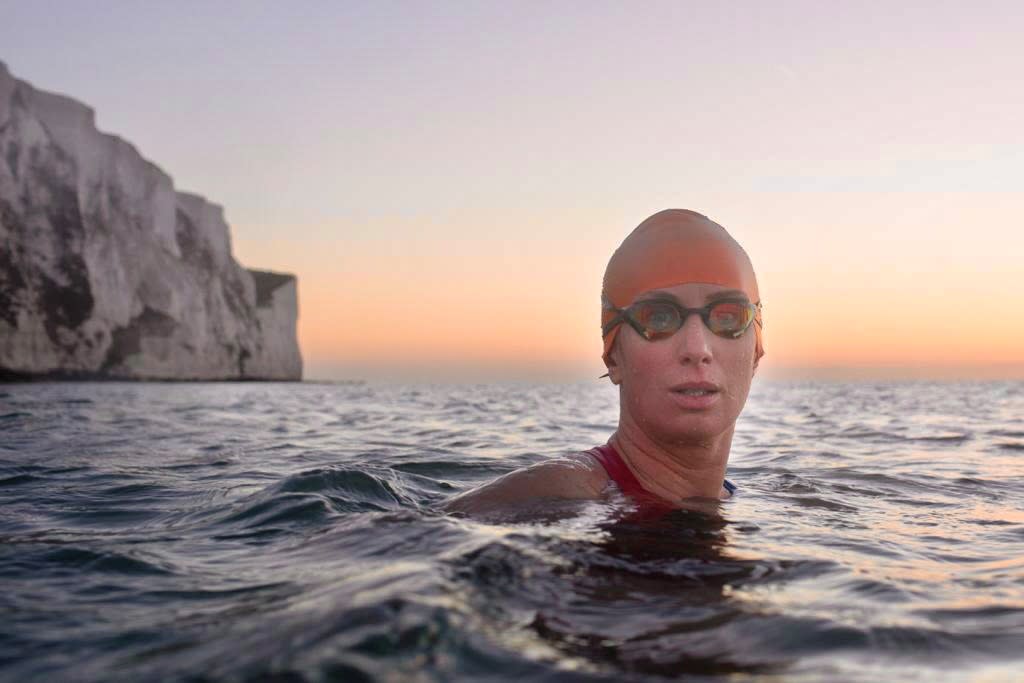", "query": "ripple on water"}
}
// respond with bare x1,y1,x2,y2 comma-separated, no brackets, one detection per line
5,544,178,578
